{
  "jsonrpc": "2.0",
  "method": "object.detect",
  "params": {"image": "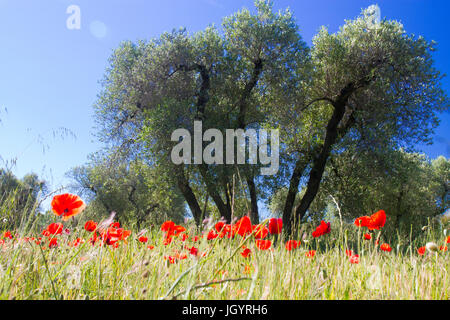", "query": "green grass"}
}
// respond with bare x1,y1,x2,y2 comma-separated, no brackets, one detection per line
0,222,448,300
